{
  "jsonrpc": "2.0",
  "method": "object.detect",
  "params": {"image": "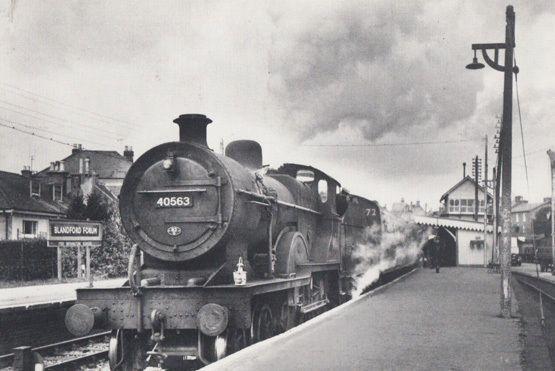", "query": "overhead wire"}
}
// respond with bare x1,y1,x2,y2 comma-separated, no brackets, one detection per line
302,139,480,147
0,82,135,129
0,121,73,147
0,98,121,139
0,117,108,148
514,55,546,327
0,103,119,143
